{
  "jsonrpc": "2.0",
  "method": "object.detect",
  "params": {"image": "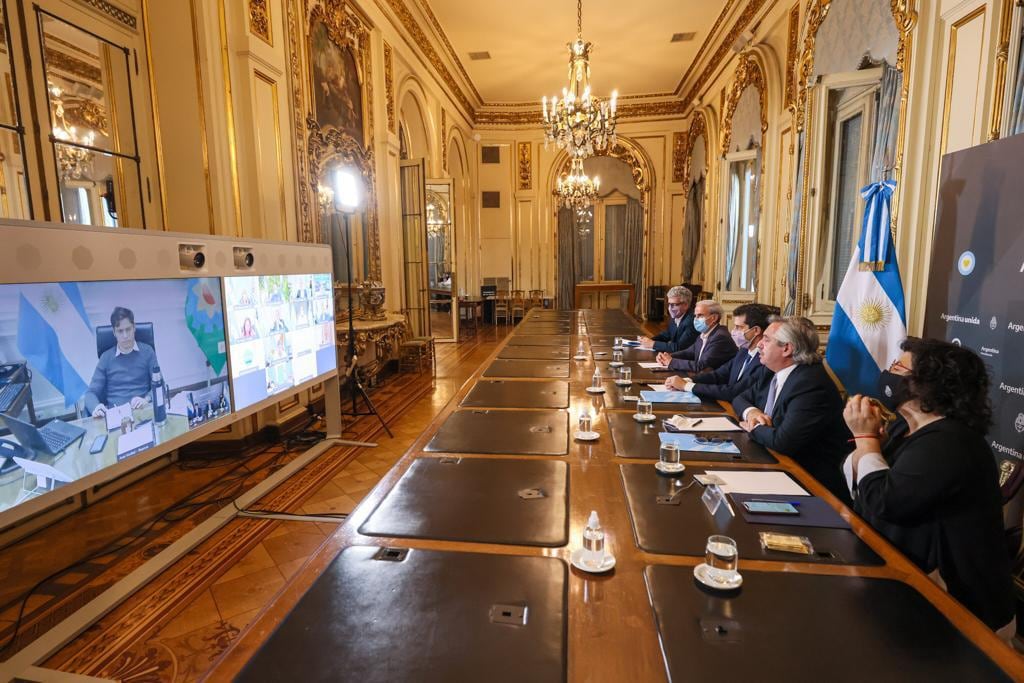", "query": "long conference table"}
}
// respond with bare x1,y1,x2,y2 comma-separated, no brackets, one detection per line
209,309,1024,682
